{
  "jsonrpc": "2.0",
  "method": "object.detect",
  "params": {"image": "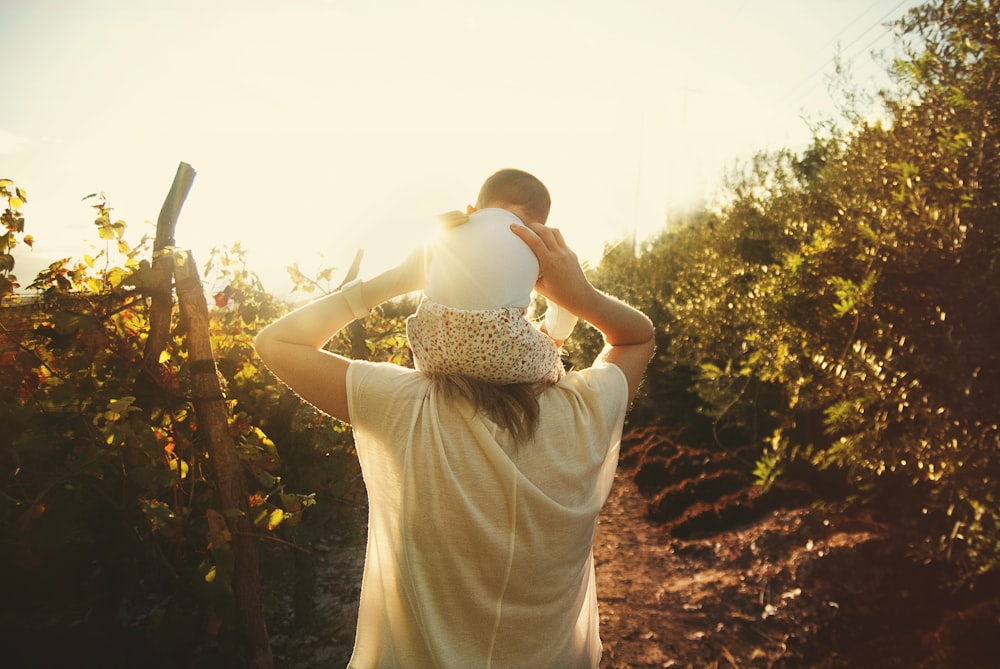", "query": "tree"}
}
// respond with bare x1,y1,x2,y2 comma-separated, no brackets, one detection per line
716,0,1000,578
